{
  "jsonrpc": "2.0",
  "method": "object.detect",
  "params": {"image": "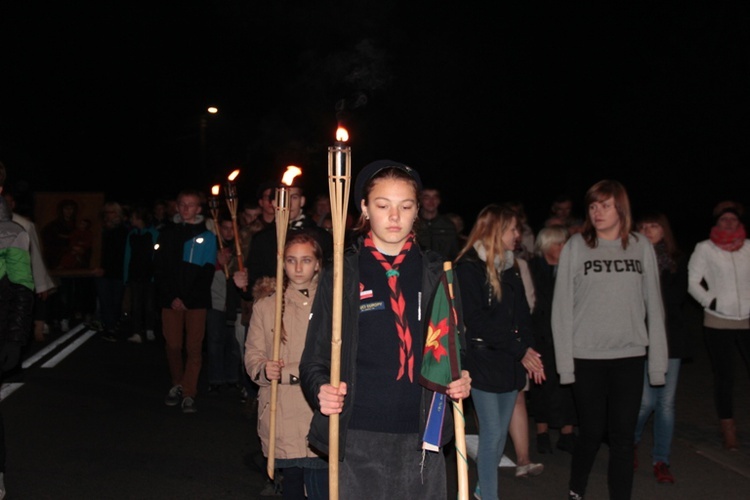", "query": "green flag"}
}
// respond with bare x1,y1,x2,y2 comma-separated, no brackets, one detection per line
419,263,462,394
